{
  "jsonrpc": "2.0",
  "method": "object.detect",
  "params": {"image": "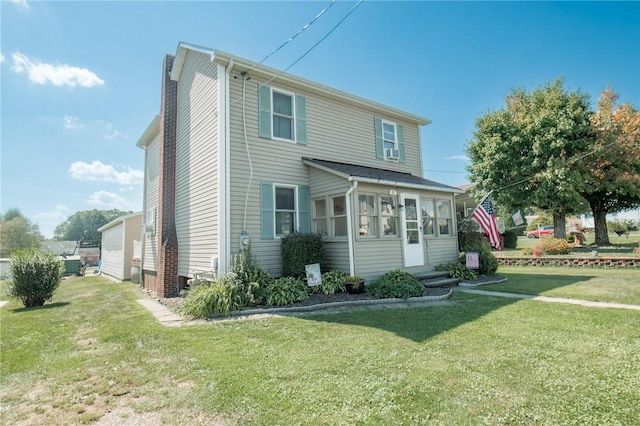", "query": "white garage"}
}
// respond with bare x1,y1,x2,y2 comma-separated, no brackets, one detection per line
98,212,142,281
